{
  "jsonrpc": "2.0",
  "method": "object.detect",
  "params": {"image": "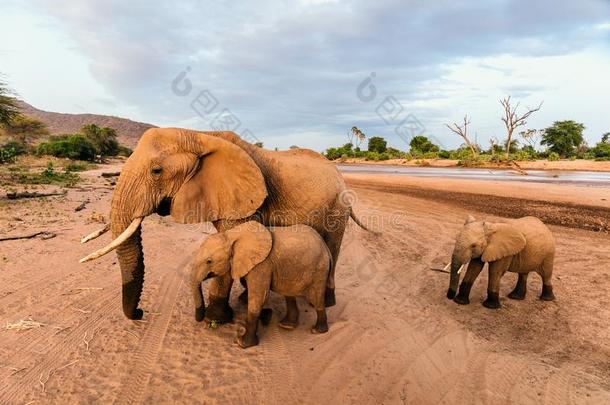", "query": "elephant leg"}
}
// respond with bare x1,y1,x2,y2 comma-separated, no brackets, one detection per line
483,258,510,309
237,275,266,349
279,296,299,330
205,273,234,324
539,256,555,301
322,217,347,307
312,309,329,334
508,273,528,300
307,285,328,334
454,259,484,305
238,277,248,304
